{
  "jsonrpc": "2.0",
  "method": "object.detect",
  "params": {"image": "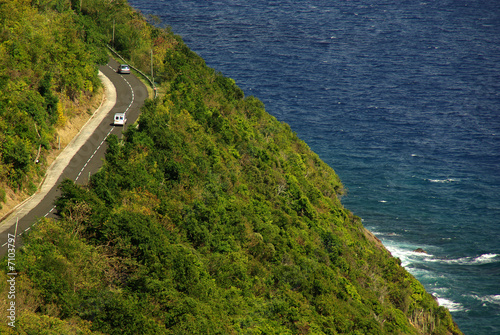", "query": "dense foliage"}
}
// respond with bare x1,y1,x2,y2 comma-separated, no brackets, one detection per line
0,0,462,334
0,0,187,201
0,0,107,197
